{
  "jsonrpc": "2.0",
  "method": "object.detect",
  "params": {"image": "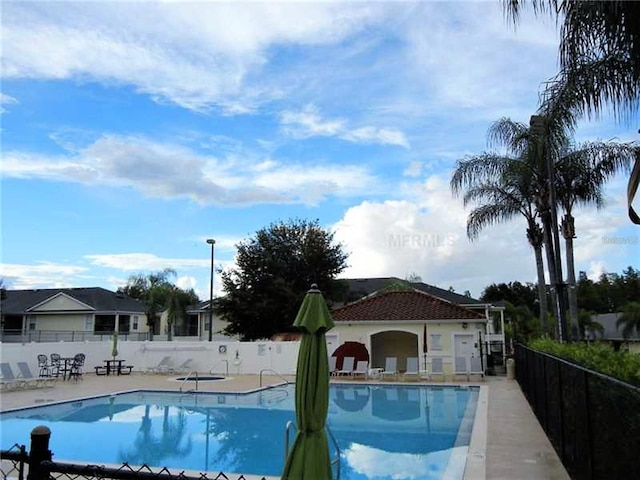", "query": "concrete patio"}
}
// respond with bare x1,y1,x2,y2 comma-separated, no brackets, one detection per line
0,373,570,480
